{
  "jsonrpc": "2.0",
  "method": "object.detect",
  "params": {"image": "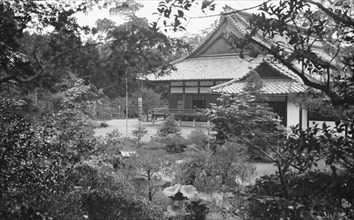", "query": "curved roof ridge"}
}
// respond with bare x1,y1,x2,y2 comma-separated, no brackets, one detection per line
209,58,267,92
263,58,303,82
210,78,306,95
225,14,248,35
170,17,225,65
226,11,274,49
209,77,239,92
